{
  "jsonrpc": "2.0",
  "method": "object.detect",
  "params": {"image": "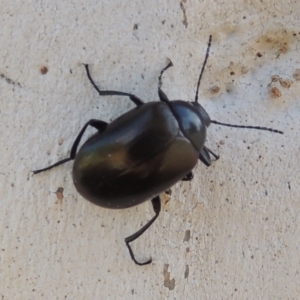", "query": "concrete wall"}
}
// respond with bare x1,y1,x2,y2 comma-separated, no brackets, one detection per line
1,0,299,299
